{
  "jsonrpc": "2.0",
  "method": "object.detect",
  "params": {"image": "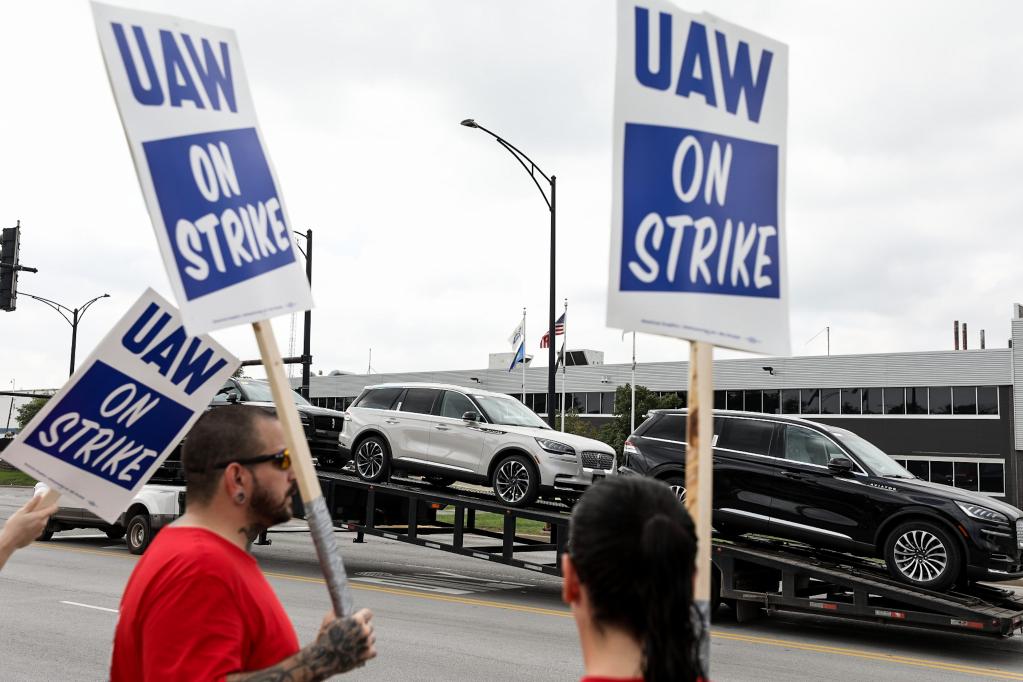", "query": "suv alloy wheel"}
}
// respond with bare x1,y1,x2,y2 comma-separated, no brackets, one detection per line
883,520,962,591
355,436,390,483
492,454,539,507
664,476,686,503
